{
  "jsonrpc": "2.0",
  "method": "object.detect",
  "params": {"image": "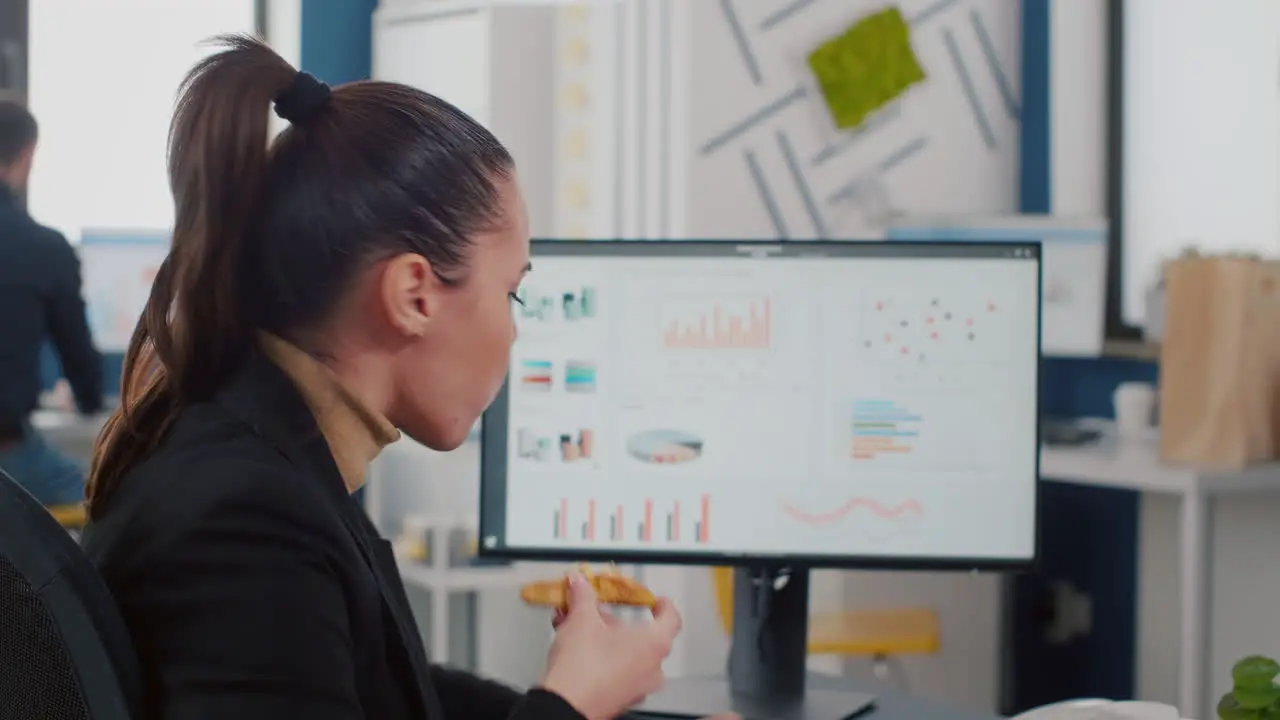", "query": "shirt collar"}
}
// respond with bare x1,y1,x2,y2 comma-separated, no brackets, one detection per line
256,332,401,493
